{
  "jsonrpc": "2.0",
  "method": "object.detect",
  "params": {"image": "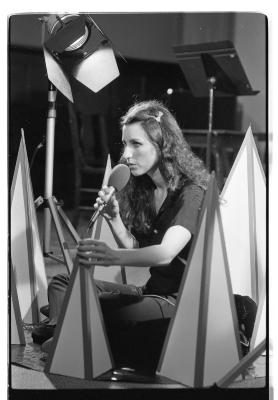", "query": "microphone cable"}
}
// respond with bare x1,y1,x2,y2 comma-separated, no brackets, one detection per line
30,135,46,171
142,294,176,307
